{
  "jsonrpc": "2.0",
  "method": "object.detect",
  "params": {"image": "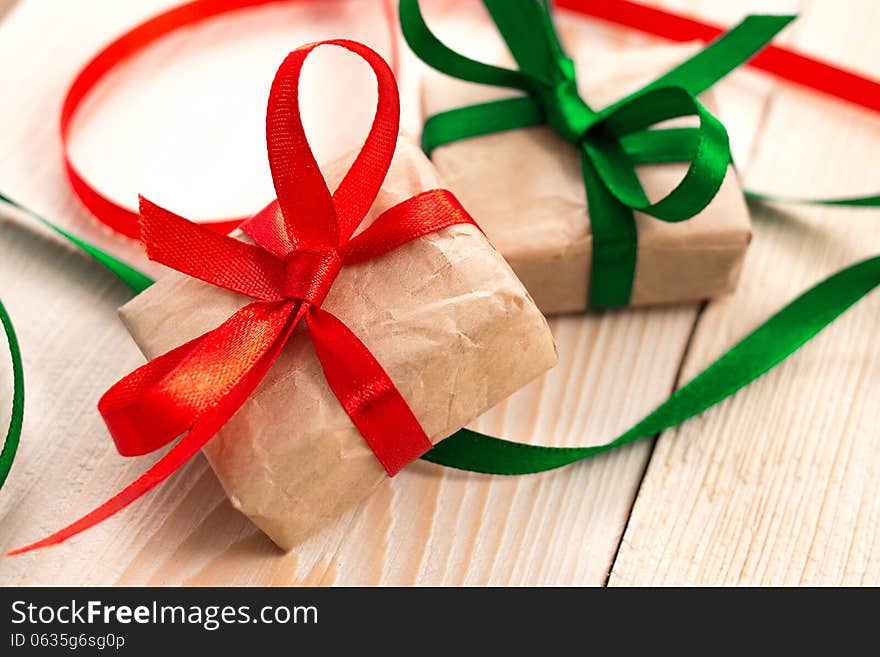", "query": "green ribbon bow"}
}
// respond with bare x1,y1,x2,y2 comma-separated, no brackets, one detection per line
401,0,794,308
